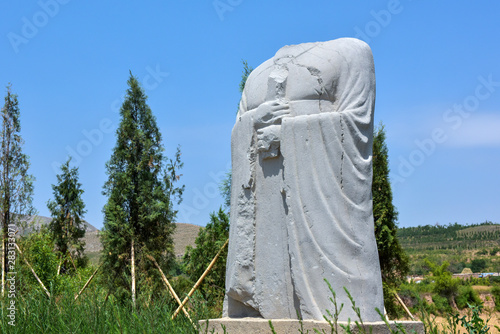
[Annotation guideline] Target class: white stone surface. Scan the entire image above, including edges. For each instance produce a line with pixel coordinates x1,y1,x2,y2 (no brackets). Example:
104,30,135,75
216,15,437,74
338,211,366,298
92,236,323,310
200,318,425,334
224,38,384,321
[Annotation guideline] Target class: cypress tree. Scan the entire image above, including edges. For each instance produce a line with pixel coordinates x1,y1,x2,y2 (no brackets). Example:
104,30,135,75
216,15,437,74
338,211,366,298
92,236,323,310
47,157,86,272
100,73,184,302
0,84,36,296
372,124,409,315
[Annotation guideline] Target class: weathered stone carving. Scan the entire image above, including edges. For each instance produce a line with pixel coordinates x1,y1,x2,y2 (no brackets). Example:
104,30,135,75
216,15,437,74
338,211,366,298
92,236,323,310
224,38,384,321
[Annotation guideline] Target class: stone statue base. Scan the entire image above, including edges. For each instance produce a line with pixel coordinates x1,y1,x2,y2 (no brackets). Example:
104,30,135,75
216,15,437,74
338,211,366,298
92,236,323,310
199,318,424,334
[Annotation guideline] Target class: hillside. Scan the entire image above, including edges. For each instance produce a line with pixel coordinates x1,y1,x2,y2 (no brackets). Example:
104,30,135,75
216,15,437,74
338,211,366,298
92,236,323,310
16,215,98,235
398,221,500,252
397,221,500,275
17,215,202,261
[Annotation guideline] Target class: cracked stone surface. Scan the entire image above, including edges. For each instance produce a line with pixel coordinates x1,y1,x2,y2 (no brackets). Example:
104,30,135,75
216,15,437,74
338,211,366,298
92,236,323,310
224,38,384,321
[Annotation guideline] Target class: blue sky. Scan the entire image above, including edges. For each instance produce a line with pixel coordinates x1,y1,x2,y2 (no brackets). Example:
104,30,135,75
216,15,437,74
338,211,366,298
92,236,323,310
1,1,499,229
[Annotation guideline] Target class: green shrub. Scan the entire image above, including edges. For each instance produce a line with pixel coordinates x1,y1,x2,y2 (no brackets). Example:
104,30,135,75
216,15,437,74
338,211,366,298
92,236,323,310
399,289,436,315
470,259,488,273
399,284,420,308
432,294,452,314
382,283,405,319
448,261,466,274
455,285,482,309
477,249,488,255
492,286,500,311
18,228,61,293
0,287,199,333
452,304,490,334
489,276,500,284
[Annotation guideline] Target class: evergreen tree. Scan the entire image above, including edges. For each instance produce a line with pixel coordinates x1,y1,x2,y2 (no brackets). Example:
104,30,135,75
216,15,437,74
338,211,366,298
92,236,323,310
183,208,229,310
100,73,184,302
0,84,36,295
372,124,409,315
47,157,86,272
239,60,253,94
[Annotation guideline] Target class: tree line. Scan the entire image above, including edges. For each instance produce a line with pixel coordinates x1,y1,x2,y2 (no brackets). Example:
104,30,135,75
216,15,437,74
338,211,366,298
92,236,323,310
0,74,184,307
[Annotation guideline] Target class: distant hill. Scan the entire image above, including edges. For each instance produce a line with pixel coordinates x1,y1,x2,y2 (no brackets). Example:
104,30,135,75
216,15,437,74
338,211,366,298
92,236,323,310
398,221,500,252
16,215,202,259
16,215,98,235
172,223,202,257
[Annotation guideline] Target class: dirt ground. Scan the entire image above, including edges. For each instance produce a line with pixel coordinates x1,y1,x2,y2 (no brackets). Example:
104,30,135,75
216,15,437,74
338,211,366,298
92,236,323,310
397,286,500,333
431,310,500,333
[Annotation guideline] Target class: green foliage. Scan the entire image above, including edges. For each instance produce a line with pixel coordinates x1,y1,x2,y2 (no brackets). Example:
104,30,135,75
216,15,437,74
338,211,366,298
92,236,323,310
372,124,409,315
455,285,482,309
239,60,253,94
425,260,459,300
398,221,500,255
432,294,452,314
16,227,97,299
218,171,231,209
470,259,488,273
478,249,489,255
100,73,184,300
452,304,490,334
183,208,229,313
491,286,500,311
399,284,436,315
18,228,60,293
47,157,87,271
1,84,36,276
0,285,202,333
322,278,344,334
490,247,500,256
448,261,466,274
236,60,254,113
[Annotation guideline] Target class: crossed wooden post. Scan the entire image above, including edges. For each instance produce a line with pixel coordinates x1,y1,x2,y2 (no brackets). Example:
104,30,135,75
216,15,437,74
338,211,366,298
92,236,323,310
171,238,229,320
147,254,193,323
74,262,103,300
15,234,229,324
15,244,51,298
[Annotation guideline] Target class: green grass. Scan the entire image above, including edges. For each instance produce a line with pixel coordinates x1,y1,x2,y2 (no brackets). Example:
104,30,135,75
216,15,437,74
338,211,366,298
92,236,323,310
0,287,203,334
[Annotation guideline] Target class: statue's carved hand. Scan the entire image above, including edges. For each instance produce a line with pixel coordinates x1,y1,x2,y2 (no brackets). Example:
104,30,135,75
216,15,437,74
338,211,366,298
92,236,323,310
257,125,279,150
253,100,290,129
257,125,281,159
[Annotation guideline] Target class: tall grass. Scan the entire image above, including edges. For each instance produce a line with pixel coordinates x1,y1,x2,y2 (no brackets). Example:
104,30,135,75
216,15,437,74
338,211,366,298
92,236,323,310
3,276,498,333
0,286,206,333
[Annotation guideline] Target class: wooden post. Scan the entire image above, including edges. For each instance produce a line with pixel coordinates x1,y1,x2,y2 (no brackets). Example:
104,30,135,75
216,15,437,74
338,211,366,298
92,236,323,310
172,238,229,320
394,292,414,320
57,255,63,276
67,250,81,279
131,239,136,309
74,263,102,301
103,288,112,306
15,244,50,298
147,254,193,322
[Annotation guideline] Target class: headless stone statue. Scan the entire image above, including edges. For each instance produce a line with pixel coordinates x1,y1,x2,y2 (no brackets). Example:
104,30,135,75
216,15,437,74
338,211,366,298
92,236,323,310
224,38,384,321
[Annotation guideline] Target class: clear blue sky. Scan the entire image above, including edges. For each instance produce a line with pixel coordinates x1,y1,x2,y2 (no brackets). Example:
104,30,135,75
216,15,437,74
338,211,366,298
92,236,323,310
1,1,499,229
